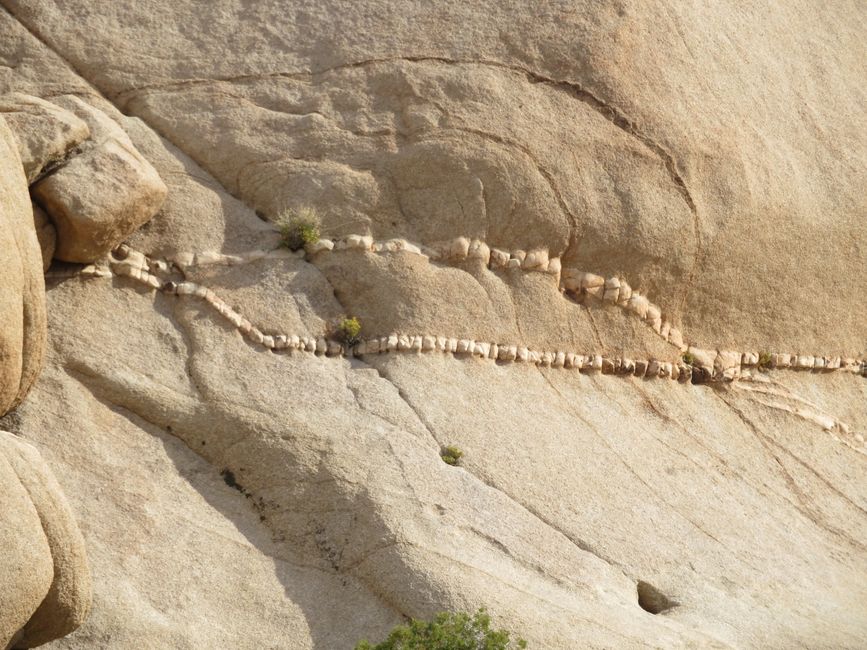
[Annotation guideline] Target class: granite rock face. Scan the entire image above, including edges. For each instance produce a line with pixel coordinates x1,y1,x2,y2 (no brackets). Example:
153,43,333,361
0,2,864,649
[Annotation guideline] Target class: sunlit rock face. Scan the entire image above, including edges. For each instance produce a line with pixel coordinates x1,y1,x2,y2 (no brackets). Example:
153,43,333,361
0,2,865,649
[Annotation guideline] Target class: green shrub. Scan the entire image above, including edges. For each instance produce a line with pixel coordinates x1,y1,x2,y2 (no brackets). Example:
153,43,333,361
758,351,773,368
681,351,695,366
355,608,527,650
440,445,464,466
276,207,320,251
336,316,362,346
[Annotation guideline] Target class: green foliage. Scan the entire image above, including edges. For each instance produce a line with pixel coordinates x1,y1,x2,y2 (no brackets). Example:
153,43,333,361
277,207,320,251
440,445,464,466
355,608,527,650
758,351,773,368
681,351,695,366
337,316,362,346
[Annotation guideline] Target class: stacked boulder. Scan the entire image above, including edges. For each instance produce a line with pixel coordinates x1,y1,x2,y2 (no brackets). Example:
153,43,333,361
0,93,165,647
0,119,92,649
1,92,167,266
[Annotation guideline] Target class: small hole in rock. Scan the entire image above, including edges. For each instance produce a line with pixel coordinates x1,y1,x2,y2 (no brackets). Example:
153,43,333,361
637,580,677,614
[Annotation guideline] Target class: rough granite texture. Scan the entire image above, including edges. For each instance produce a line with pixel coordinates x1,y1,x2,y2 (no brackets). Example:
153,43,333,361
0,431,92,649
0,2,864,649
0,115,46,416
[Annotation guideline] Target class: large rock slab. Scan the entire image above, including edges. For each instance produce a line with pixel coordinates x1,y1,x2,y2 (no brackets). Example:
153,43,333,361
0,116,46,416
0,5,865,649
9,0,864,353
0,93,90,183
0,430,92,649
31,95,167,263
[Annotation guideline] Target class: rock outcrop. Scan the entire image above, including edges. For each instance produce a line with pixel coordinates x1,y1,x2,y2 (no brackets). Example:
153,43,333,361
0,2,863,649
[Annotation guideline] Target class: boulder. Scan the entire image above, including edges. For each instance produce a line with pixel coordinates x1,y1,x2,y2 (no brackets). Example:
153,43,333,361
0,93,90,183
0,431,92,648
0,116,46,416
31,95,167,262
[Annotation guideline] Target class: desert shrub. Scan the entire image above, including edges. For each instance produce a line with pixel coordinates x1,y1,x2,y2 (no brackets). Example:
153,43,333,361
336,316,362,346
355,608,527,650
276,207,320,250
758,351,773,368
681,351,695,366
440,445,464,466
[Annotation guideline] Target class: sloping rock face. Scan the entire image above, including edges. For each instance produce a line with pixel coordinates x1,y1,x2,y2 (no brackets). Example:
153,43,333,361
0,2,864,649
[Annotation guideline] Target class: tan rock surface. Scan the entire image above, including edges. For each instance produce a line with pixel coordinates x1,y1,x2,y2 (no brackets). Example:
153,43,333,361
0,3,864,649
0,435,53,649
31,202,56,271
7,0,864,352
0,430,92,648
0,115,46,416
0,430,92,649
0,92,89,183
31,95,167,263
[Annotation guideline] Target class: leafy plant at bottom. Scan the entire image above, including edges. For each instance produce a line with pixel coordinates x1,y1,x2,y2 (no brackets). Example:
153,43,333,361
354,608,527,650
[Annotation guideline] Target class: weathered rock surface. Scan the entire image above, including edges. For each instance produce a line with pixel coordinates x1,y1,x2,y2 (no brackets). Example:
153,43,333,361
31,202,56,271
0,430,92,649
8,0,863,352
0,92,89,183
31,95,167,263
0,115,45,416
0,2,864,649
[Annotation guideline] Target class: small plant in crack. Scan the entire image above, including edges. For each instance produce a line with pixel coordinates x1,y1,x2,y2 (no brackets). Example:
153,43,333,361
334,316,362,346
276,206,320,251
681,351,695,366
758,351,773,368
440,445,464,466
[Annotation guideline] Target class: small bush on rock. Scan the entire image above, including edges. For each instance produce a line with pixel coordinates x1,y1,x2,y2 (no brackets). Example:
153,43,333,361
354,608,527,649
336,316,362,346
758,351,773,368
440,445,463,466
681,351,695,366
277,207,320,251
